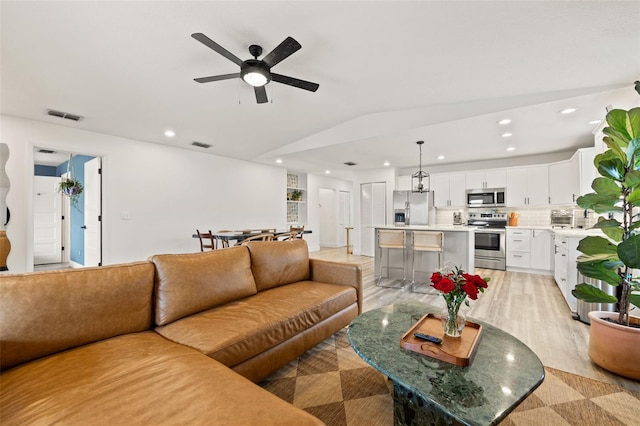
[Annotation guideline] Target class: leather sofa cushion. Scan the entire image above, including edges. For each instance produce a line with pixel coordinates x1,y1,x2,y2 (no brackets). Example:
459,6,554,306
0,262,154,371
151,246,257,326
0,332,322,425
155,281,357,367
246,239,310,291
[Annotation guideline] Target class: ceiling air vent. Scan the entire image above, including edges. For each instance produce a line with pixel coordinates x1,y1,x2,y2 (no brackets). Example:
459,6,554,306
191,141,212,149
344,161,357,166
47,109,83,121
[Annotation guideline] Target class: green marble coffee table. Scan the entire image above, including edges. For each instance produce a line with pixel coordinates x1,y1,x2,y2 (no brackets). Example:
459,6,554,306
347,302,544,426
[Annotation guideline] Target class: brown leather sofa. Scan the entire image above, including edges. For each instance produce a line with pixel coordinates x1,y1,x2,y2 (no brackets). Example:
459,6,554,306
0,239,362,425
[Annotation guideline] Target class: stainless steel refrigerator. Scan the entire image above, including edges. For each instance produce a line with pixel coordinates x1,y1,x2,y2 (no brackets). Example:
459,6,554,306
393,190,434,226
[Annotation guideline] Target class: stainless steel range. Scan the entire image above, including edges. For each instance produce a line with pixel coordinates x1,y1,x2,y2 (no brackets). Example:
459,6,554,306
468,212,507,270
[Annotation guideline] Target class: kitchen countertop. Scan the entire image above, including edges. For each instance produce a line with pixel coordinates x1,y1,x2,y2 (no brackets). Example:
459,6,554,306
371,224,476,232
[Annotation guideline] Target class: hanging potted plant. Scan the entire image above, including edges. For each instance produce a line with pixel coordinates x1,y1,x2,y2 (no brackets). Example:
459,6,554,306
572,106,640,380
57,155,83,209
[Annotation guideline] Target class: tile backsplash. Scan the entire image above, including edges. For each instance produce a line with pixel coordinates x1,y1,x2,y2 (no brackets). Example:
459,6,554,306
436,206,599,228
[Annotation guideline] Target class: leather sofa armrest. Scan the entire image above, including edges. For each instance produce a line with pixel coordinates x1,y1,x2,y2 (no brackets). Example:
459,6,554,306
309,259,363,314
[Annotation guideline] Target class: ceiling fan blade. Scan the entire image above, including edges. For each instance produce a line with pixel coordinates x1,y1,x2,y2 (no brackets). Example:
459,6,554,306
191,33,244,66
194,73,241,83
262,37,302,68
271,73,319,92
254,86,268,104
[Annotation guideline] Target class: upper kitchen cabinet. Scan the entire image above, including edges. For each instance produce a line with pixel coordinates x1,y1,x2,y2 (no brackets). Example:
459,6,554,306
506,165,549,206
465,169,506,190
548,148,595,205
431,173,466,207
396,175,428,192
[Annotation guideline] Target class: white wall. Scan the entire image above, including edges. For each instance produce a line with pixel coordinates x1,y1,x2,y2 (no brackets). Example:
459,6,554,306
1,115,286,273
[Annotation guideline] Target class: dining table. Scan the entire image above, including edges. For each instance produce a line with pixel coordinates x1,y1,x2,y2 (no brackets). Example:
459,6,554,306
192,228,311,244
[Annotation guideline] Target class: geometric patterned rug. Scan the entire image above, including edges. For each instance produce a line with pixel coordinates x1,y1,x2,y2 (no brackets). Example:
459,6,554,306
259,329,640,426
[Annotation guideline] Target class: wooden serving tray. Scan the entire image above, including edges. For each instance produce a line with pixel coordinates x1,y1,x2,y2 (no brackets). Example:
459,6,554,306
400,313,483,366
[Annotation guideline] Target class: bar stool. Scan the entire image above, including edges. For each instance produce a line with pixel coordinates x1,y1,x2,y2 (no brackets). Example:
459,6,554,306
376,229,406,289
410,231,444,293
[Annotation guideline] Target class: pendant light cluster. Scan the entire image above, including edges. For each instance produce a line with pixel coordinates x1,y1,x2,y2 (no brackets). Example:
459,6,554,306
411,140,429,193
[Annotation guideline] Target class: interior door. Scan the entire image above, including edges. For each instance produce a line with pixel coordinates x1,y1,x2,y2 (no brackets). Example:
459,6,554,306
83,157,102,267
33,176,62,264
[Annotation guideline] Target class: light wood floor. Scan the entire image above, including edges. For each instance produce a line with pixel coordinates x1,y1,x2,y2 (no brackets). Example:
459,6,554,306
310,247,639,392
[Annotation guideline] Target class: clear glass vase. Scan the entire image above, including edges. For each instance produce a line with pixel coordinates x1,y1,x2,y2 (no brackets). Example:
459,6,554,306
441,299,466,338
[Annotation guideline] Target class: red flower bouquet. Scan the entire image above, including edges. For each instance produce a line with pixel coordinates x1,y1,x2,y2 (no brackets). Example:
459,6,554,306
431,266,490,337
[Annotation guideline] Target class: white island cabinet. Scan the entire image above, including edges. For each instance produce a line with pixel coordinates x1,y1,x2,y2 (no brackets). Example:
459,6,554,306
371,225,475,285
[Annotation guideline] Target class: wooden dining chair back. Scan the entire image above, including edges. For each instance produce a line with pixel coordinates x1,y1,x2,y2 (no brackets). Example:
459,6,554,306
289,225,305,239
196,229,216,251
239,233,274,245
275,231,298,241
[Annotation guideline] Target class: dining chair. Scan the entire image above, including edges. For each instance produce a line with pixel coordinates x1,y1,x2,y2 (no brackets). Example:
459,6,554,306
196,229,216,251
238,233,274,245
274,231,298,241
289,225,305,239
216,230,234,249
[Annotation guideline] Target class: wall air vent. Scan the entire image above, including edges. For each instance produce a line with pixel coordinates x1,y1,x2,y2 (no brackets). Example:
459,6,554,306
47,109,83,121
38,149,56,154
344,161,357,166
191,141,212,149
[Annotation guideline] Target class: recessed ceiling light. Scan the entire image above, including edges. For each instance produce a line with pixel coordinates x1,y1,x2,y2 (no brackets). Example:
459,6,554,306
588,119,602,125
437,155,445,160
501,132,512,138
164,130,176,137
497,119,511,125
383,161,390,167
506,146,516,151
275,159,283,164
325,170,331,174
560,108,577,114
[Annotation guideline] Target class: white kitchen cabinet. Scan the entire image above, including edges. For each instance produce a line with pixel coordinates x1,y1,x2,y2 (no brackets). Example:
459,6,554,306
553,233,580,312
530,229,553,271
549,148,596,205
431,173,465,207
465,168,506,189
507,228,553,274
506,165,549,206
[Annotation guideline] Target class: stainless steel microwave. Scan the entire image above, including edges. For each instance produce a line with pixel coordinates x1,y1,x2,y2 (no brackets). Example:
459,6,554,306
466,188,506,208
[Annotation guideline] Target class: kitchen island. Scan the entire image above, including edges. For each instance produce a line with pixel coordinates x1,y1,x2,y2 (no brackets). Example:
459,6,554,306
372,225,476,286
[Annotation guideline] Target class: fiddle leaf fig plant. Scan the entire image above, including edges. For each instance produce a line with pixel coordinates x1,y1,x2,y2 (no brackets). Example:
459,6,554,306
572,107,640,326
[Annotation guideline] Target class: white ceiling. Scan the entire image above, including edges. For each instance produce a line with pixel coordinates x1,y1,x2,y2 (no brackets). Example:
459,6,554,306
2,1,640,177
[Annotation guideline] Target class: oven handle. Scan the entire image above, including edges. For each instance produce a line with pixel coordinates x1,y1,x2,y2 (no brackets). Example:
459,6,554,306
474,228,506,234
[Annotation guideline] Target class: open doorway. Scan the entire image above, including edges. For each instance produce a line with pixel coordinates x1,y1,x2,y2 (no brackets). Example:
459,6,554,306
33,148,102,269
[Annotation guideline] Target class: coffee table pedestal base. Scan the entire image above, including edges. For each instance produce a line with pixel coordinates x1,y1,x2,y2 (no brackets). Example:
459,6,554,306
394,382,461,426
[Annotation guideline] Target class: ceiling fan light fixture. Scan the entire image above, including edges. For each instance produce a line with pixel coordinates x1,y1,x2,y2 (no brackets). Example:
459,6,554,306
242,70,269,87
241,60,271,87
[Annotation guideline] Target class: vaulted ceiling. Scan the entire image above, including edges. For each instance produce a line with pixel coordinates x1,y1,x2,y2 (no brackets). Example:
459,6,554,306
2,1,639,178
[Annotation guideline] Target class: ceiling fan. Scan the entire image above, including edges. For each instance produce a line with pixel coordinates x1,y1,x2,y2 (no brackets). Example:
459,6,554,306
191,33,319,104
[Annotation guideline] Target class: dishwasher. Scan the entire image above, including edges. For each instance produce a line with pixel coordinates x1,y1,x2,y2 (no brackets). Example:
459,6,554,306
574,272,615,324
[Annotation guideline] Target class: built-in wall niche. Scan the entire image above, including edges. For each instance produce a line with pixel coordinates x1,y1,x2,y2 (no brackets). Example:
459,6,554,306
286,172,307,225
